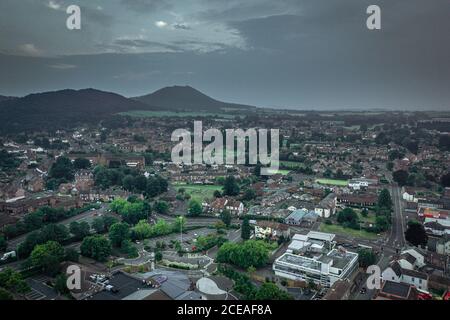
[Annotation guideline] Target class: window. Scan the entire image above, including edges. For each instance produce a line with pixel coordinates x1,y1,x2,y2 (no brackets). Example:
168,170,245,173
392,277,395,280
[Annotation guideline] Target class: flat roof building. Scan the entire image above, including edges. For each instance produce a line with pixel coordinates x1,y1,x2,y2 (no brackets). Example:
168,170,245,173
273,232,358,288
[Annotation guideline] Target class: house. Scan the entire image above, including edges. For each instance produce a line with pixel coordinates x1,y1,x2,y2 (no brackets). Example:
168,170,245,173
254,220,290,240
382,261,429,291
207,197,244,216
374,281,419,300
75,170,94,192
436,234,450,255
284,209,318,226
348,179,369,191
337,193,377,207
398,249,426,270
423,218,450,236
402,187,420,203
286,232,336,254
79,188,133,202
314,193,337,218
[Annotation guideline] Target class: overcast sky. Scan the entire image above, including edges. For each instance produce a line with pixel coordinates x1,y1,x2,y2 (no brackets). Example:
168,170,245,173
1,0,449,110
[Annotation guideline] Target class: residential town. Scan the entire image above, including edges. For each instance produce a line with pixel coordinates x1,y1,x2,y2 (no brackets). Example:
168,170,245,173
1,110,449,301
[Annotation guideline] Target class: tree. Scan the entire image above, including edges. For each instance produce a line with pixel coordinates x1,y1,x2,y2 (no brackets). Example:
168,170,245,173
242,188,256,201
40,224,69,244
54,274,69,295
357,248,376,268
378,189,392,209
0,235,6,252
241,217,251,240
216,240,270,269
30,241,65,275
337,208,358,224
64,248,79,262
120,239,138,258
188,199,203,217
122,175,135,191
213,190,222,198
361,208,369,217
154,201,169,214
91,217,106,234
47,156,75,187
132,220,153,239
405,221,428,247
255,282,293,300
220,210,232,227
375,216,390,232
69,221,91,241
154,250,163,262
108,223,130,247
0,288,13,300
393,170,409,187
441,172,450,188
0,268,30,295
223,176,240,196
80,235,112,262
73,158,91,170
173,216,186,233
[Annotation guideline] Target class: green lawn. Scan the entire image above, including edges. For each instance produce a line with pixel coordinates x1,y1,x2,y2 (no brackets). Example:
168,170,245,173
319,223,379,240
174,184,223,202
316,178,349,186
119,110,235,119
357,211,376,224
280,161,305,169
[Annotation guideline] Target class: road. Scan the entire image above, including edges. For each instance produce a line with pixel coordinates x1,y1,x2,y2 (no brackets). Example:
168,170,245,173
388,185,406,249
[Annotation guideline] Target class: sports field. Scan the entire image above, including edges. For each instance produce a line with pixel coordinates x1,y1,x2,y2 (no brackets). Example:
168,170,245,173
319,223,378,240
315,178,349,186
174,184,223,202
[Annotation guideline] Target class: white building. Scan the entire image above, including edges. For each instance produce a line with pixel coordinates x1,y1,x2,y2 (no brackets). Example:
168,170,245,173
273,249,358,288
382,261,429,292
398,249,426,270
273,232,358,288
314,193,337,218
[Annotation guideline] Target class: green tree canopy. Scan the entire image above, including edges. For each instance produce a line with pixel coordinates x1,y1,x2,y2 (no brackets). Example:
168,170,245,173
405,221,428,247
357,248,377,268
80,235,112,262
223,176,240,196
216,240,270,269
378,189,392,209
108,222,131,247
30,241,65,275
241,217,251,240
188,199,203,217
220,210,232,227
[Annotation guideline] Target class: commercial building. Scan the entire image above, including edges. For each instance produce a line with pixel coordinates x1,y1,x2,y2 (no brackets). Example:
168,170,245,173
273,231,358,288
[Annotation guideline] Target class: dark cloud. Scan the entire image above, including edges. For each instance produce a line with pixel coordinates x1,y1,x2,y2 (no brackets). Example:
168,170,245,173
120,0,171,13
1,0,450,110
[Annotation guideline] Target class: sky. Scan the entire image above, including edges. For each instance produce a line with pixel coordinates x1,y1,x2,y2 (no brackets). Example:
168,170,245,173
0,0,450,110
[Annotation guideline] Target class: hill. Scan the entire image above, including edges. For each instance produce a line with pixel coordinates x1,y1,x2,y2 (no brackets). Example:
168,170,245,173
134,85,256,111
0,95,16,103
0,89,153,134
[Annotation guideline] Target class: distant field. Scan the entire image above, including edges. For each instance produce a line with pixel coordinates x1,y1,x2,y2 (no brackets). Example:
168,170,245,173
174,184,223,202
119,110,235,119
316,178,348,186
319,223,378,240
